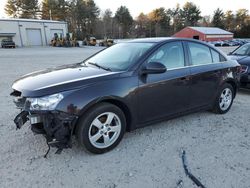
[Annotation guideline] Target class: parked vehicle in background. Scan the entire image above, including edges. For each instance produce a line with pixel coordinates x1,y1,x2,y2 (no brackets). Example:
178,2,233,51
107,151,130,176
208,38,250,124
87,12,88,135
50,33,79,47
228,43,250,88
1,39,15,48
11,38,240,154
214,41,223,47
208,39,249,47
99,38,114,47
83,37,97,46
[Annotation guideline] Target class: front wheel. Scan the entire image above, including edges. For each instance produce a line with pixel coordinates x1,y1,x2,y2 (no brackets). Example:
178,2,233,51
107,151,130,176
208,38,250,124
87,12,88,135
76,103,126,154
213,83,234,114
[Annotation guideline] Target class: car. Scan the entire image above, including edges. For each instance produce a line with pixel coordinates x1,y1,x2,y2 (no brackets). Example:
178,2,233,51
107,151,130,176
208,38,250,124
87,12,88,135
1,38,16,48
11,38,240,154
228,43,250,88
99,38,114,47
83,37,97,46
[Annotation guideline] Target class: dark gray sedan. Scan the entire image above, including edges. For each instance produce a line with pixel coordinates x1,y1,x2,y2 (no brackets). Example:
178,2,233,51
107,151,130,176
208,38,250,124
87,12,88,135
11,38,240,154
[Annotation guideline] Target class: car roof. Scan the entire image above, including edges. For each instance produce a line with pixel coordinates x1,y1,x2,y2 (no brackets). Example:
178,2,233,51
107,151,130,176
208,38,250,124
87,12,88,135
126,37,173,43
126,37,206,44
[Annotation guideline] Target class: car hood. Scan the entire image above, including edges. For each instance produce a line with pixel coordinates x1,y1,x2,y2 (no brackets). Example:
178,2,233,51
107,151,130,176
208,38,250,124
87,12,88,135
228,55,250,65
12,63,121,97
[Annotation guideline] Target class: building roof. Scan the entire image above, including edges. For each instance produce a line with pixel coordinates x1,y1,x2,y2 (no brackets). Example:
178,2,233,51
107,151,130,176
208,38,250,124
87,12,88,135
0,18,67,24
189,27,233,35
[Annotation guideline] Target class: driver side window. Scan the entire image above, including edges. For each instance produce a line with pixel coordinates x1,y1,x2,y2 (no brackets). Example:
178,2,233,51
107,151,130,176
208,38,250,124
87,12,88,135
147,42,185,69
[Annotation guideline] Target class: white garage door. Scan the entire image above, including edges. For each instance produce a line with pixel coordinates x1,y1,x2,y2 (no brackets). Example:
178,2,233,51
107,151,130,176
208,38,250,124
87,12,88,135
50,29,63,39
26,29,42,46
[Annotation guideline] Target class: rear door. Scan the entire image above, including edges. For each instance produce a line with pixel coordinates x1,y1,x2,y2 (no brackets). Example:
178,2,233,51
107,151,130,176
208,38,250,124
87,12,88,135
137,41,191,123
186,41,223,108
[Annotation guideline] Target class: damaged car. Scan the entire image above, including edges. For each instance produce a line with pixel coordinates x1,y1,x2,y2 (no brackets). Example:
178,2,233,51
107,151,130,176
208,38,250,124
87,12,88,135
11,38,240,154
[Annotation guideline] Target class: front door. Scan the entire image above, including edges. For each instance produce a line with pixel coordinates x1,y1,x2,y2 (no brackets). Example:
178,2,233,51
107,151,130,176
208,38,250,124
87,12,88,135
137,41,191,124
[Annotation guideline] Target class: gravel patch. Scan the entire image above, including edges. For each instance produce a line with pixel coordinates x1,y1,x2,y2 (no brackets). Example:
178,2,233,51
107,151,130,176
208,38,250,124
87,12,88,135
0,46,249,188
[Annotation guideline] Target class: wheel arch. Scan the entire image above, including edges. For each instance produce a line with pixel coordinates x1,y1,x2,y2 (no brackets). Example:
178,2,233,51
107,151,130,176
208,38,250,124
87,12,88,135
225,79,238,98
76,97,133,133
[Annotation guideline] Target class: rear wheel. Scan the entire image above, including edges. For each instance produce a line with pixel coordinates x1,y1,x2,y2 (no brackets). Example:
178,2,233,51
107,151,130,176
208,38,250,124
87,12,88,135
213,83,234,114
76,103,126,154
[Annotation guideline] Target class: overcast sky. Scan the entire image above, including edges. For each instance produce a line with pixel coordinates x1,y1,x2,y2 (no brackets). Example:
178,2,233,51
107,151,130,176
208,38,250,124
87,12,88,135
0,0,249,18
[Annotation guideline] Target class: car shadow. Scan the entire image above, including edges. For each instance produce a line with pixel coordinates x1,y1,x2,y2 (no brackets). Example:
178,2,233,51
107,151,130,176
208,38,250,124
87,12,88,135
239,88,250,95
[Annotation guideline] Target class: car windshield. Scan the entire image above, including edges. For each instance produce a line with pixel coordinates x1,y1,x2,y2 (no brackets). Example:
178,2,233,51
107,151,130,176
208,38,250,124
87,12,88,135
232,43,250,56
83,42,155,71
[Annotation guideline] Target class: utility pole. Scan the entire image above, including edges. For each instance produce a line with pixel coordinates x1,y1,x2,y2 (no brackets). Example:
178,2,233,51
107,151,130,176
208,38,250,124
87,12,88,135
49,10,52,20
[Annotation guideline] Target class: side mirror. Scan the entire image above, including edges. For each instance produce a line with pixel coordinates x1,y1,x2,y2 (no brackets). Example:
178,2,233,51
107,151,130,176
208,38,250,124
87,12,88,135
141,62,166,75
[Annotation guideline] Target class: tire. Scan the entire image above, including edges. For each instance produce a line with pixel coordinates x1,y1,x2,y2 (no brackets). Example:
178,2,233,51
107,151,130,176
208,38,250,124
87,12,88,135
76,102,126,154
213,83,234,114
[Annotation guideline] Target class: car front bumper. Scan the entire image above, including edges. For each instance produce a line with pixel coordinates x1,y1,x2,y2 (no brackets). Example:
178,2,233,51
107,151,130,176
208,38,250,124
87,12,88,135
14,110,78,150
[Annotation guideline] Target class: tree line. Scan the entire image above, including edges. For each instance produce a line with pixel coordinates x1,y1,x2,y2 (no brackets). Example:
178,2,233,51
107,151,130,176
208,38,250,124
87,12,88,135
4,0,250,39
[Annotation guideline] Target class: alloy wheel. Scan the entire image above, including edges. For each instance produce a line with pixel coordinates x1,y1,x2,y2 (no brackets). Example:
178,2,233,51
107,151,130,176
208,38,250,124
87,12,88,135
88,112,121,149
219,88,232,111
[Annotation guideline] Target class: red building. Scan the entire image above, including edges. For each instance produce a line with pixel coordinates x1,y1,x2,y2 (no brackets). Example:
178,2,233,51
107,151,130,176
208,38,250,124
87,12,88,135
173,27,234,41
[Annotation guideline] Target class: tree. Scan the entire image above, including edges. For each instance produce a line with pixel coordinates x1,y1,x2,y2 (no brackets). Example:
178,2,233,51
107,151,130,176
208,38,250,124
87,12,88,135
67,0,99,39
224,10,235,31
114,6,133,38
199,16,211,27
235,9,249,29
5,0,39,18
235,9,250,37
169,4,184,33
41,0,69,21
135,12,150,37
85,0,100,35
4,0,21,18
212,8,225,28
102,9,113,38
180,2,201,26
21,0,39,18
68,0,87,39
148,8,171,37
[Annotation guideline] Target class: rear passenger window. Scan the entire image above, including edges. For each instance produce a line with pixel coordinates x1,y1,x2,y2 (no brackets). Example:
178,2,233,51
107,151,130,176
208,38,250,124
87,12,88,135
188,42,213,65
211,49,220,62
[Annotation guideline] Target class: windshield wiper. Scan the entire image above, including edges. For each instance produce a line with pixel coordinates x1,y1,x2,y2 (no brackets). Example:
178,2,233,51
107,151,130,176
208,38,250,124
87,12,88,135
88,62,112,71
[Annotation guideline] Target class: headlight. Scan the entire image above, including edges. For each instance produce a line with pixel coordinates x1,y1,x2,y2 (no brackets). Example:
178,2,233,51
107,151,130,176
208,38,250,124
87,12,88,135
27,93,64,111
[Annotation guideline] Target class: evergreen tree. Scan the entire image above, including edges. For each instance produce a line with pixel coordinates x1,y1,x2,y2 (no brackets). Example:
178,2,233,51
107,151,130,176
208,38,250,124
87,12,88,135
148,8,170,37
102,9,113,37
212,8,225,28
181,2,202,26
5,0,21,18
41,0,69,21
114,6,133,38
19,0,39,18
224,10,235,31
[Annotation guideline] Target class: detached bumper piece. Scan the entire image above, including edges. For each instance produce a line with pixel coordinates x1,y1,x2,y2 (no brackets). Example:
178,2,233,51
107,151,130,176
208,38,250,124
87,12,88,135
14,111,29,129
14,111,78,156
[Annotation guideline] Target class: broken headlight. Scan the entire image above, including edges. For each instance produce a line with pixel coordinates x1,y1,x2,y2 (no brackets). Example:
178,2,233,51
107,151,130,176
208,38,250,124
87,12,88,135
27,93,64,111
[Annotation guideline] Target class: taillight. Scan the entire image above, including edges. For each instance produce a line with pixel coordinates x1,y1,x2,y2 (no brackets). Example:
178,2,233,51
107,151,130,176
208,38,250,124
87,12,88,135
240,65,248,74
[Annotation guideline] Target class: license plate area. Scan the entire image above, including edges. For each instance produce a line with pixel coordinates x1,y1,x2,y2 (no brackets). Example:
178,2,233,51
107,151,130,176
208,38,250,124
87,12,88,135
28,115,42,124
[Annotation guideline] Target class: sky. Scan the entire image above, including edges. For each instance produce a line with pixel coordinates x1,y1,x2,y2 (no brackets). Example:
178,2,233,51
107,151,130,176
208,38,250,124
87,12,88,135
0,0,249,18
